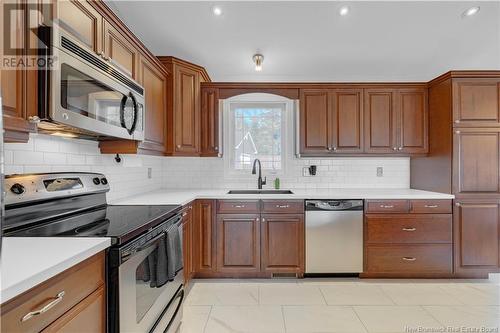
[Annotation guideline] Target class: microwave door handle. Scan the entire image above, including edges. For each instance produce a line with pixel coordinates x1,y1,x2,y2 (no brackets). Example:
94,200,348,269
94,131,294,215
120,92,138,135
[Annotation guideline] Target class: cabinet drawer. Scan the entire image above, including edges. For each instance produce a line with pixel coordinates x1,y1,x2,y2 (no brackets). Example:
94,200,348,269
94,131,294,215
217,200,260,214
1,253,105,333
410,200,452,214
365,214,452,244
365,244,452,273
261,200,304,214
365,200,409,213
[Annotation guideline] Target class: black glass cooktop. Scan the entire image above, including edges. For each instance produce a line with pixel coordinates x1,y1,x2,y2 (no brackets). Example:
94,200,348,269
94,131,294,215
4,205,181,245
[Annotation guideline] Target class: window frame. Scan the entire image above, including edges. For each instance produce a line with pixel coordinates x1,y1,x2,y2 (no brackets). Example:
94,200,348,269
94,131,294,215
222,93,294,177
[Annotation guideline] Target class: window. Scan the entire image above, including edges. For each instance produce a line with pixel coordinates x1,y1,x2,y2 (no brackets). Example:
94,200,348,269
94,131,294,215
227,101,287,173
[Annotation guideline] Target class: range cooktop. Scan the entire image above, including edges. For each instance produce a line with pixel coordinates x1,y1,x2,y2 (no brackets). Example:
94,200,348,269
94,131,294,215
4,204,181,245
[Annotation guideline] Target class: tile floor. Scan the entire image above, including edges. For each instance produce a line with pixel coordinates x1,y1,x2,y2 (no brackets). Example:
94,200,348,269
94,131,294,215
180,278,500,333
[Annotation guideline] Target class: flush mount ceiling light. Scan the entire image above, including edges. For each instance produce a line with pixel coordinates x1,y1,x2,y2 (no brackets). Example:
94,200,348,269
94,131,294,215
462,6,480,18
212,6,222,16
253,54,264,71
339,5,350,16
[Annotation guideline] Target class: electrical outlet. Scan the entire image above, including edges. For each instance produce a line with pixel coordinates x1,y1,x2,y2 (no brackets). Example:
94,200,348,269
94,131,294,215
376,167,383,177
147,168,152,179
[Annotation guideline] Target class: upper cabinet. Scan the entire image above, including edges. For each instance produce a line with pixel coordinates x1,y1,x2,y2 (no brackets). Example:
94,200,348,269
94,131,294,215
159,57,211,156
52,0,103,53
300,86,427,156
452,79,500,127
364,89,398,153
102,19,139,79
200,87,221,157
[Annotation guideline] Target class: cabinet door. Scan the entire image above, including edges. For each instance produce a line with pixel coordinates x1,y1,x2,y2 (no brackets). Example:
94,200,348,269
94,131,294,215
331,89,363,153
364,89,398,153
454,200,500,276
453,128,500,195
194,200,216,273
103,20,139,78
216,214,260,273
174,66,200,155
41,286,106,333
137,56,167,154
398,89,428,154
54,0,103,53
1,1,36,142
453,79,500,127
299,89,332,155
261,214,304,273
200,87,220,156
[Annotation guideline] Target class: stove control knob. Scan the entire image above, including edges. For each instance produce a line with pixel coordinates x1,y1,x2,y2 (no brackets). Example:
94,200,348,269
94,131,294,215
10,183,25,195
100,178,108,185
92,177,101,185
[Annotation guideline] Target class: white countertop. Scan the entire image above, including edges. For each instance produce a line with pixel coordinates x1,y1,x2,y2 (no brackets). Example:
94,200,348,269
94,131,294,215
0,237,111,304
112,188,455,206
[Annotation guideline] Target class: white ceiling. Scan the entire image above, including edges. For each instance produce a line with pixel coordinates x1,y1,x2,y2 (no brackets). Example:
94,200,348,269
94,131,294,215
108,1,500,82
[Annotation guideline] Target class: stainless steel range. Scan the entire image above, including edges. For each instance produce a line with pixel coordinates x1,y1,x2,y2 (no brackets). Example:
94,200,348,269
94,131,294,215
3,173,185,333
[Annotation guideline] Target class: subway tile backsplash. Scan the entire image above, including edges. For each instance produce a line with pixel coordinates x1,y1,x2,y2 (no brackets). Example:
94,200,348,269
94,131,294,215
4,134,410,200
4,134,164,202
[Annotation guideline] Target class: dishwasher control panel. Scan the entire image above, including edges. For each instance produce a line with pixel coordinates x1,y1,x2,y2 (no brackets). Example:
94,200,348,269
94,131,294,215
305,200,363,211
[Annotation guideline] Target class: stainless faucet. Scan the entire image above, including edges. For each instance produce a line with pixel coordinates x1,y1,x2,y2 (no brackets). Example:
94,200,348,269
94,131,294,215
251,159,266,189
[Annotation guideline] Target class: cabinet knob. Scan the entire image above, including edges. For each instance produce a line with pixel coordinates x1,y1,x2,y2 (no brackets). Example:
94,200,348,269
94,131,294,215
176,145,181,149
455,202,461,207
455,120,460,124
214,146,218,151
455,130,461,134
398,147,403,151
333,147,337,151
393,147,397,151
327,147,332,151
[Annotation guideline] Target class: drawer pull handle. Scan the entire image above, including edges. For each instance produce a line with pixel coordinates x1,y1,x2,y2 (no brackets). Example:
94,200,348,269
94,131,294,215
380,205,394,208
21,291,65,322
402,227,416,232
276,205,290,208
424,205,438,208
402,257,416,262
234,205,245,208
182,212,188,217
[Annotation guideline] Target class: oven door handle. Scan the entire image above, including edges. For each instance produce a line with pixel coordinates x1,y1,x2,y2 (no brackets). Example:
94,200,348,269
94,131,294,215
121,232,165,262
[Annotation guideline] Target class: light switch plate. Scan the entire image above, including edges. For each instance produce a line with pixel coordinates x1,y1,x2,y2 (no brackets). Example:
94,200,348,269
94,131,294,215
376,167,383,177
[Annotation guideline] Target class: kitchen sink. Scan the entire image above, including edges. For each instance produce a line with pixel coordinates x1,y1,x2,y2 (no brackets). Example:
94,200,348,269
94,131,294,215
227,190,294,194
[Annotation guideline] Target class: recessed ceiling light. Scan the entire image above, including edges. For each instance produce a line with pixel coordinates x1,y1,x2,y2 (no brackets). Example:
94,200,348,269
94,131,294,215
462,6,480,18
212,6,222,16
339,6,350,16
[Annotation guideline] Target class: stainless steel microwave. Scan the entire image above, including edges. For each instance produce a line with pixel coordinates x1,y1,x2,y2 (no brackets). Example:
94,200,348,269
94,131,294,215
37,28,145,141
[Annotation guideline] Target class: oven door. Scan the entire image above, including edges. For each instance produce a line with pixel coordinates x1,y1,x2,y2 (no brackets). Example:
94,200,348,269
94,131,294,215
46,36,145,140
117,224,184,332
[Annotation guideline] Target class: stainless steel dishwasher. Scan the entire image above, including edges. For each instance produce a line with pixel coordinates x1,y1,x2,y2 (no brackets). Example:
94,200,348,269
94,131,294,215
305,200,364,274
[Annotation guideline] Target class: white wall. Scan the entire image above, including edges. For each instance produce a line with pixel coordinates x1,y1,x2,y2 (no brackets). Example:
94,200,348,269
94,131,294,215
4,133,164,202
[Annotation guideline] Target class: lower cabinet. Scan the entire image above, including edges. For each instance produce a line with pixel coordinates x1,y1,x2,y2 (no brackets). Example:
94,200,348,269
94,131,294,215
261,214,305,274
1,252,106,333
363,199,453,277
454,199,500,277
191,200,305,278
216,214,261,273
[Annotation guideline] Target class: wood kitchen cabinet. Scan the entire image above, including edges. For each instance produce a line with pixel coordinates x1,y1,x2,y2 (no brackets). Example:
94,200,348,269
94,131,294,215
200,87,221,156
1,0,37,142
182,203,194,286
261,214,305,274
193,200,217,275
453,128,500,196
1,252,106,333
159,57,211,156
454,199,500,277
299,88,363,155
216,214,261,273
103,19,139,78
363,199,453,277
452,79,500,127
364,88,427,154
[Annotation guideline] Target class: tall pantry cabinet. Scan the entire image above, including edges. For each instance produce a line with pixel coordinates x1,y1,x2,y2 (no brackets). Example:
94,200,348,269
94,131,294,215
411,71,500,278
